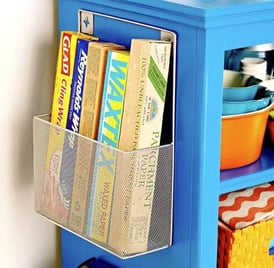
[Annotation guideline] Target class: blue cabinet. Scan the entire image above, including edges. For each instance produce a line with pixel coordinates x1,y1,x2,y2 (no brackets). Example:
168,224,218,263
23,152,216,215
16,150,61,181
59,0,274,267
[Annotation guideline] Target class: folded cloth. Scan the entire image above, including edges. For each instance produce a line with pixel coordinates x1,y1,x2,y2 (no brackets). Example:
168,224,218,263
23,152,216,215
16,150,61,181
219,182,274,230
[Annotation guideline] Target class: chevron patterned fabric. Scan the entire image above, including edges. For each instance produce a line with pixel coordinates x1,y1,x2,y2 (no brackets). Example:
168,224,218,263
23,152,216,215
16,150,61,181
219,182,274,230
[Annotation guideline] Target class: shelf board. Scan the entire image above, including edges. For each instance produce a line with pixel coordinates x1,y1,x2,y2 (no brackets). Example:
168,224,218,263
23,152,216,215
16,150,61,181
220,146,274,194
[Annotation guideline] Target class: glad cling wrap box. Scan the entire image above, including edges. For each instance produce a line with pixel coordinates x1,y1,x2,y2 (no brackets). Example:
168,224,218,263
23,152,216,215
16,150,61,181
39,31,97,225
218,183,274,268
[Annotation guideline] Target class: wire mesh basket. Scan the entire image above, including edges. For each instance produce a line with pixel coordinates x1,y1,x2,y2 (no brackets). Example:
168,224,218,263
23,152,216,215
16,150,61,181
33,115,173,258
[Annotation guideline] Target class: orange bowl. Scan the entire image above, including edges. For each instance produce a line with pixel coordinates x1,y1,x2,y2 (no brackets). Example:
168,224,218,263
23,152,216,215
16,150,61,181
220,104,272,170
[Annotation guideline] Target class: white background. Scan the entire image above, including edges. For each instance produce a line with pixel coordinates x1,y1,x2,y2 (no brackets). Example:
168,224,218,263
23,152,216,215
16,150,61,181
0,1,60,267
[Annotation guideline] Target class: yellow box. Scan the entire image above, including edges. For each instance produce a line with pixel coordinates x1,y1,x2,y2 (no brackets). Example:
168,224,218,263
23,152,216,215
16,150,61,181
218,219,274,268
218,182,274,267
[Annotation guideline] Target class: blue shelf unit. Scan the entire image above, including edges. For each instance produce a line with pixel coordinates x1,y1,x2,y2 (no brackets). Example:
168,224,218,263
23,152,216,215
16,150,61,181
57,0,274,267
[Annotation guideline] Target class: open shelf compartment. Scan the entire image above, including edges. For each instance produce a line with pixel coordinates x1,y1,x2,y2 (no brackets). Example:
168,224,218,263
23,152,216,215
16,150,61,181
220,45,274,194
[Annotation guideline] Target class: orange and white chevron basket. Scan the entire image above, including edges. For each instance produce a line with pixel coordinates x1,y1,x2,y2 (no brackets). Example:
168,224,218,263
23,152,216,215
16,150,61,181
218,182,274,268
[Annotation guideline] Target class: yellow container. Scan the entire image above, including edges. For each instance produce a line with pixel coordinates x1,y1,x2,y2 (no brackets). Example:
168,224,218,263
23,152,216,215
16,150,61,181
218,219,274,268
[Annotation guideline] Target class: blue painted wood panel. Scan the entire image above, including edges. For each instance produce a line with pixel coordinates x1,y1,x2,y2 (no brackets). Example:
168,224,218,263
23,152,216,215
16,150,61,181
57,1,274,267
